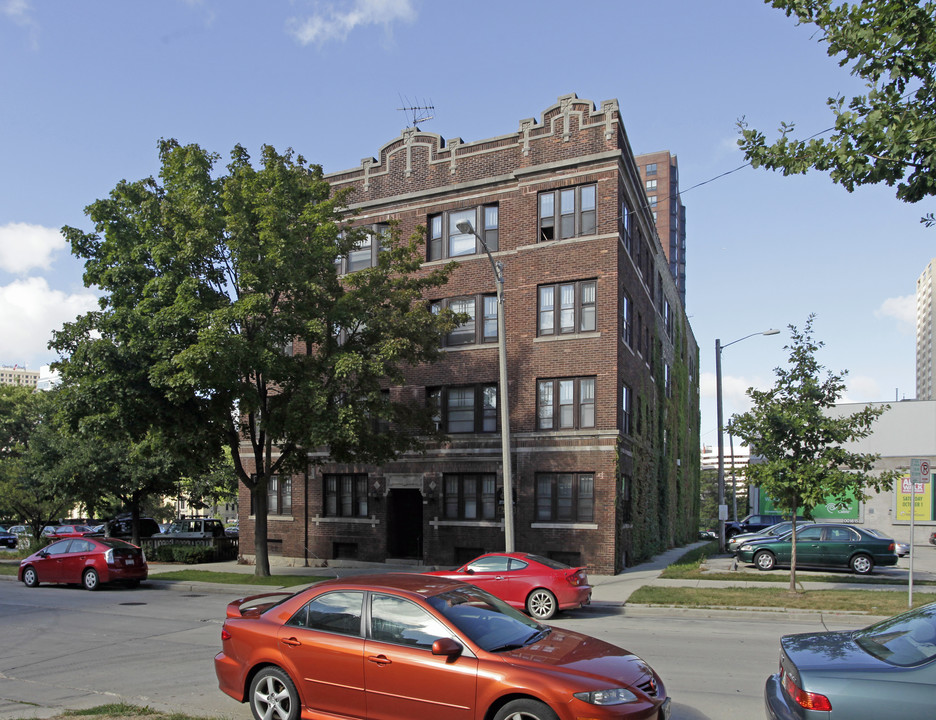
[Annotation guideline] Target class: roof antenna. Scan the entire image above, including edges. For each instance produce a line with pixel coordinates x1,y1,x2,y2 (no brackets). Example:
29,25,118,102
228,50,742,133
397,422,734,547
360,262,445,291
397,94,434,130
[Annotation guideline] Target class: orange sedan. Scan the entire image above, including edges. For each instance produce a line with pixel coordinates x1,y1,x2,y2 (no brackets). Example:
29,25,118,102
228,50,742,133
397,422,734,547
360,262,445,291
215,574,669,720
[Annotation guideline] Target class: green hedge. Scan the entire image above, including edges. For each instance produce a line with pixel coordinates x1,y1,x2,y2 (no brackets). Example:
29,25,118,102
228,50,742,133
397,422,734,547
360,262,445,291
151,544,217,564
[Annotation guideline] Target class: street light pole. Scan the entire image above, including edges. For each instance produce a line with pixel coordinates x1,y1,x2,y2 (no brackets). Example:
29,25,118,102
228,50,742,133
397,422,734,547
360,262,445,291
715,328,780,553
455,219,515,552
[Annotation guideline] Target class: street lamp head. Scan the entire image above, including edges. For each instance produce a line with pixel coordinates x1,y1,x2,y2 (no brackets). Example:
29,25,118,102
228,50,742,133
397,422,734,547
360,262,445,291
763,329,781,336
456,219,475,235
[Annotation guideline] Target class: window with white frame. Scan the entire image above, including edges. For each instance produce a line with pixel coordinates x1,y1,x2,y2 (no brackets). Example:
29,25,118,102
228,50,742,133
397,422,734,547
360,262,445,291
537,280,596,336
428,385,498,433
621,289,633,347
443,473,497,520
645,163,657,176
622,383,632,435
646,179,657,192
427,205,498,261
431,295,498,346
537,377,596,430
538,185,596,242
536,473,594,522
335,223,389,275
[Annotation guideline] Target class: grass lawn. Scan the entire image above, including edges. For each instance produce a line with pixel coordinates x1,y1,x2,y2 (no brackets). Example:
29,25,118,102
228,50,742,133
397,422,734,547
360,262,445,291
639,542,936,614
628,585,932,616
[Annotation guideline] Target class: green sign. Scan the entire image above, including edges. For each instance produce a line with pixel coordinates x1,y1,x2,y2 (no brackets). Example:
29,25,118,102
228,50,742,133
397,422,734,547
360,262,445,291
760,490,860,520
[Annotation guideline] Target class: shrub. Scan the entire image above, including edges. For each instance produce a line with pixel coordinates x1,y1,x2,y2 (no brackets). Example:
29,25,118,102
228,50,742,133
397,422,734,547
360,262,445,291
151,544,216,564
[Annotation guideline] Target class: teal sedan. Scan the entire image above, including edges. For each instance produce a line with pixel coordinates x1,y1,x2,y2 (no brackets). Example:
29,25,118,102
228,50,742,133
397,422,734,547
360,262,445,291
737,523,898,574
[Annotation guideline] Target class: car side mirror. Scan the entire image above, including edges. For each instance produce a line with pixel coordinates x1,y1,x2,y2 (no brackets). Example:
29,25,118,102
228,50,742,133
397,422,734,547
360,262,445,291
464,568,474,575
38,550,48,558
431,637,463,659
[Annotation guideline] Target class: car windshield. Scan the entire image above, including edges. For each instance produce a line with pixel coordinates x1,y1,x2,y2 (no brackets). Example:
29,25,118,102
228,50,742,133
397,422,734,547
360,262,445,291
854,603,936,667
427,584,547,653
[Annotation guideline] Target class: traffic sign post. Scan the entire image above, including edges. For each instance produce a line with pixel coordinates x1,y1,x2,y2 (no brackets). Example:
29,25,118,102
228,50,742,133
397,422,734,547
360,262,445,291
908,459,931,607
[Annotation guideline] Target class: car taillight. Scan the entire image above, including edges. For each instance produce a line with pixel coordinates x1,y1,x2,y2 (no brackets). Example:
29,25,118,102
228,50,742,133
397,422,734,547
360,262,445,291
782,669,831,711
888,542,895,552
104,549,114,564
567,570,586,586
221,629,231,641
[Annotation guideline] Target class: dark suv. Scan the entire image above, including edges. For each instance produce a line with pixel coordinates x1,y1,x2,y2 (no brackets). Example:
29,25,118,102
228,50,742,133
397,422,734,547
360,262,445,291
105,517,162,540
724,514,803,540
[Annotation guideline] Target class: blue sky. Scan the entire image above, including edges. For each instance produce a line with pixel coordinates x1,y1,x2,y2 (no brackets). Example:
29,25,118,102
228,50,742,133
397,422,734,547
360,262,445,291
1,0,930,449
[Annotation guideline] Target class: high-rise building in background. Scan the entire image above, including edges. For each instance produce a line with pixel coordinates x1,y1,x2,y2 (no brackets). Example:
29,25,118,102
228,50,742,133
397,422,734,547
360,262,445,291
917,258,936,400
0,365,39,388
636,151,686,306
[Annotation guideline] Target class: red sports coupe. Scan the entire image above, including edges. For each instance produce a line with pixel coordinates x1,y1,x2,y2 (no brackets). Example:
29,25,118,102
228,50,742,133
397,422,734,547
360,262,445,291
424,551,591,620
215,573,668,720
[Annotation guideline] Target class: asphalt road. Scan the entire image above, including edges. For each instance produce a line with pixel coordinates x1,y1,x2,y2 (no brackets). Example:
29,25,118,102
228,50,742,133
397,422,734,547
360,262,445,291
0,578,877,720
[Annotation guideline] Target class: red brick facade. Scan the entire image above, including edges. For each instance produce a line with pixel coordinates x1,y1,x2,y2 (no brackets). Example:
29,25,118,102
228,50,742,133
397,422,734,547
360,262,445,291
237,94,700,573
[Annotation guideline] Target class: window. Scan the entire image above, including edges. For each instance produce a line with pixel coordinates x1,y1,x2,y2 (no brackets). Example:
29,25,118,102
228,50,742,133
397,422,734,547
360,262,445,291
536,473,594,522
646,179,657,192
428,385,498,433
443,473,497,520
267,475,292,515
370,594,452,649
537,280,596,335
427,205,498,261
645,163,657,176
621,290,633,347
324,474,369,517
287,591,363,636
620,200,632,255
622,383,632,435
537,377,596,430
335,223,389,275
648,195,657,207
431,295,498,346
538,184,596,241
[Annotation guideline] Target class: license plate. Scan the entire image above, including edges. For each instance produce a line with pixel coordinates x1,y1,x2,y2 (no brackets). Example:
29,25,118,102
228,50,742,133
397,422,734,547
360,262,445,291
125,559,134,565
659,697,671,720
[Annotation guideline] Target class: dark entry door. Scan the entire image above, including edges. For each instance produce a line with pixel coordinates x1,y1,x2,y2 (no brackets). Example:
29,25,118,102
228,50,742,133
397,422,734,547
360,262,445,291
387,489,423,559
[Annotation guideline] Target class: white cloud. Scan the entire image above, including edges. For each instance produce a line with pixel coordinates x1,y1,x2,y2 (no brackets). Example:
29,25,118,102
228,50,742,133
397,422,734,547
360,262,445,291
0,277,98,367
2,0,38,48
841,375,882,403
875,294,915,332
288,0,416,45
0,222,66,274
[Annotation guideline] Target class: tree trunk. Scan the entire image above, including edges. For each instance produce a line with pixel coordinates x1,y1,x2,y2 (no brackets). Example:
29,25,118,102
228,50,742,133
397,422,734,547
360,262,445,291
252,477,271,577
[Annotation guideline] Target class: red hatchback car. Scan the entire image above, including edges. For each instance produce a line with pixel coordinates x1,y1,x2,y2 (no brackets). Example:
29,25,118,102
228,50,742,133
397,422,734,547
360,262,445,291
424,551,591,620
18,536,148,590
215,574,669,720
44,524,96,540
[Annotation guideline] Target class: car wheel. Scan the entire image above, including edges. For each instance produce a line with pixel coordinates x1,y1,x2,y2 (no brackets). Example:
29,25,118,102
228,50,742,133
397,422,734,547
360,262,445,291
526,588,557,621
754,550,776,571
22,566,39,588
851,554,874,575
249,666,299,720
82,568,100,591
493,698,559,720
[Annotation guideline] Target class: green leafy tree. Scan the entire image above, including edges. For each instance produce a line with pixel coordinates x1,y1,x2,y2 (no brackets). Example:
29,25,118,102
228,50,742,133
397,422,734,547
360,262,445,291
729,315,896,592
0,387,77,540
738,0,936,221
54,140,458,576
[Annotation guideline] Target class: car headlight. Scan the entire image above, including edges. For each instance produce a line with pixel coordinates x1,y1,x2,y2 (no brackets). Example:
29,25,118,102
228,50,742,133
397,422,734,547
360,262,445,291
573,688,638,705
739,544,753,552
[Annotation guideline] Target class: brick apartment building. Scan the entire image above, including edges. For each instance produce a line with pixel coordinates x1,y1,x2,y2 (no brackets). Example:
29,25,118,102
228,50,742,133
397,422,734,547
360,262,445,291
237,94,700,574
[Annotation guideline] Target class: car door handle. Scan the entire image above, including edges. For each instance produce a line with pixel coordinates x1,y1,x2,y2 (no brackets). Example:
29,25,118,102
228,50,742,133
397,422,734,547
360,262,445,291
281,637,302,647
368,654,392,666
